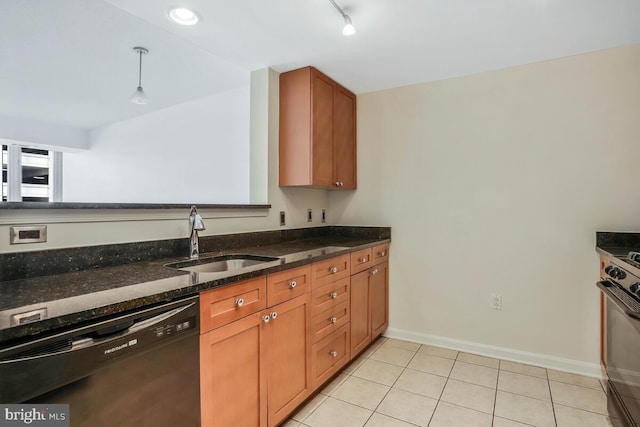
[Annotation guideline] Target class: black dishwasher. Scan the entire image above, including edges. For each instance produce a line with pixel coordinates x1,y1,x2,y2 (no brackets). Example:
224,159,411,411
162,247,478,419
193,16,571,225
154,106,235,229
0,295,200,427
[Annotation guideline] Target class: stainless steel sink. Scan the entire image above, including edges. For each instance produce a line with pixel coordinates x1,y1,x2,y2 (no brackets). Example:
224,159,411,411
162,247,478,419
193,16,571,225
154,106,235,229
165,254,280,273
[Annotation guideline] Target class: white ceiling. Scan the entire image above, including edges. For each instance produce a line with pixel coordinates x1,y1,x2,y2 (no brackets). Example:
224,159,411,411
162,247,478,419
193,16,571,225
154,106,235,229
1,0,639,130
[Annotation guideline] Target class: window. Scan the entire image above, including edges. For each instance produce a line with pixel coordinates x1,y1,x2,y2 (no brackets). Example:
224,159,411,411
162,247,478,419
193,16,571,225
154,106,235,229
1,144,61,202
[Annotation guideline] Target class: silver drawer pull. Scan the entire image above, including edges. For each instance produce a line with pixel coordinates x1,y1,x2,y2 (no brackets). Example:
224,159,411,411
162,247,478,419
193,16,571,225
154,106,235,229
330,292,338,299
378,250,386,257
270,311,278,320
335,181,340,187
330,351,338,357
262,315,271,323
235,298,244,307
289,280,297,289
360,257,367,263
371,268,378,276
330,317,337,324
330,267,338,274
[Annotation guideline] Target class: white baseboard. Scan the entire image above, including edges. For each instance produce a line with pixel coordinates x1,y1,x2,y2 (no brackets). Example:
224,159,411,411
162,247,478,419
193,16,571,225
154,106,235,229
383,327,603,379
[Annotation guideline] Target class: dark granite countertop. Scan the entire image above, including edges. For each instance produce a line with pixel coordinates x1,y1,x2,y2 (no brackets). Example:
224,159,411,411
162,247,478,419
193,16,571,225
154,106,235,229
596,231,640,258
0,227,390,345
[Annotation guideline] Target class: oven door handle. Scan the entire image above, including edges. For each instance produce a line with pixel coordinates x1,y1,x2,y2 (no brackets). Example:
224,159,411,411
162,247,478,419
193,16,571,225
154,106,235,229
597,280,640,320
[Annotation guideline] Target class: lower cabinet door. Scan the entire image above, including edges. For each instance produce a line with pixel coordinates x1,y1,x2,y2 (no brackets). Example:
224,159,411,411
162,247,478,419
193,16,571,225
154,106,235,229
350,270,371,357
265,294,312,427
200,313,267,427
371,262,389,339
311,324,350,389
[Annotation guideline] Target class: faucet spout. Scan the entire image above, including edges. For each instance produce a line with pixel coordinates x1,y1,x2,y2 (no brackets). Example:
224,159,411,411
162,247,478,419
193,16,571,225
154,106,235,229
189,206,205,259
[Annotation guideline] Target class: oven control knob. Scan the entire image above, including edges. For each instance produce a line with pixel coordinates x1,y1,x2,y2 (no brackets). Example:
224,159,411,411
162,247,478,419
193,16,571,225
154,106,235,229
631,283,640,295
605,266,626,280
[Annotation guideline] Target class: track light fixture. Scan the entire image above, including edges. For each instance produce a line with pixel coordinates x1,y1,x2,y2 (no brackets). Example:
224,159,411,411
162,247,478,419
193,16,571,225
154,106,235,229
328,0,356,36
130,46,149,105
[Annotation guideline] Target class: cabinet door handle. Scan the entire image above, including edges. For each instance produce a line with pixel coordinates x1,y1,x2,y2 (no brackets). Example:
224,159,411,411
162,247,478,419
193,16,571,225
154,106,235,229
235,298,244,307
330,351,338,357
289,280,297,289
378,250,386,257
330,317,337,324
270,311,278,320
335,181,340,187
371,268,378,276
262,315,271,323
330,292,338,299
360,257,367,263
330,267,338,274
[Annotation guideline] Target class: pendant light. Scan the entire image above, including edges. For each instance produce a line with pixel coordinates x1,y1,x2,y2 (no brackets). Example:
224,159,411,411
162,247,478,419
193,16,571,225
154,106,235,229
328,0,356,36
130,47,149,105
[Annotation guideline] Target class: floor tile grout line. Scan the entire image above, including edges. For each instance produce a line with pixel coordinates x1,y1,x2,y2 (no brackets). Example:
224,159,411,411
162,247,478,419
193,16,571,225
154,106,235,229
314,337,402,426
547,378,607,391
425,347,455,427
546,373,559,427
373,344,437,427
552,402,614,419
293,337,609,426
491,361,501,427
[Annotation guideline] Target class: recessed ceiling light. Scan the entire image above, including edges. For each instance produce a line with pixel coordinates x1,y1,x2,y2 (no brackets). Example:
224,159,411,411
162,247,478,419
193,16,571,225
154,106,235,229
168,8,199,25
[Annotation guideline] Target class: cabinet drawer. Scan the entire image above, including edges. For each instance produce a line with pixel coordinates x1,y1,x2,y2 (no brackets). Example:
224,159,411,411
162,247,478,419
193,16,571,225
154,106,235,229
267,265,311,306
311,302,349,343
311,254,350,287
200,276,267,333
311,277,350,316
372,243,389,264
351,248,373,274
311,324,350,389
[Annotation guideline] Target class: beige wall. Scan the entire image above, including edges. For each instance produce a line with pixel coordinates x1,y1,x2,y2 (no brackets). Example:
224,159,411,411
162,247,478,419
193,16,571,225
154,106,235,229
4,46,640,374
330,44,640,373
0,69,330,253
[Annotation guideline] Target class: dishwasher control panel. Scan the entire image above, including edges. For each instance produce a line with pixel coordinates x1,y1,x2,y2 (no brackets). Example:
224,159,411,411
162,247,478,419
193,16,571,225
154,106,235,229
153,317,195,337
98,314,197,362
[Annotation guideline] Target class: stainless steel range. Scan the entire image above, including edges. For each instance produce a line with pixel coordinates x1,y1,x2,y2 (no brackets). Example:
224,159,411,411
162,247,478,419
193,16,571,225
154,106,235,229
598,252,640,427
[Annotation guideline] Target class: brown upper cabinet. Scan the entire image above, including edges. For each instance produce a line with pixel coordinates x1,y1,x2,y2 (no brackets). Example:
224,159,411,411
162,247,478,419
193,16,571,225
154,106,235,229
279,66,357,189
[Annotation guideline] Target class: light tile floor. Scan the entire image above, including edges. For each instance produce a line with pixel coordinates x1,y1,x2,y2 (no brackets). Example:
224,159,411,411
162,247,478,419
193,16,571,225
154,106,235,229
285,337,616,427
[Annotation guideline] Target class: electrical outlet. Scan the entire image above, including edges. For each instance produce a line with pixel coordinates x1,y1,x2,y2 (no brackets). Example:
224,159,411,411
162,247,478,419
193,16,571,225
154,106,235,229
307,209,313,222
280,211,286,226
491,293,502,310
321,209,326,223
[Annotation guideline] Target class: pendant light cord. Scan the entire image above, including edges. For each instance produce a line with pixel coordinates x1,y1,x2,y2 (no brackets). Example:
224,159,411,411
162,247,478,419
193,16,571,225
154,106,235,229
138,50,143,88
328,0,347,18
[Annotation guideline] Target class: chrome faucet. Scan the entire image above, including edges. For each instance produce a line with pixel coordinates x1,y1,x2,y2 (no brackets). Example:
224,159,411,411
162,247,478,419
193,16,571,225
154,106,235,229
189,206,205,259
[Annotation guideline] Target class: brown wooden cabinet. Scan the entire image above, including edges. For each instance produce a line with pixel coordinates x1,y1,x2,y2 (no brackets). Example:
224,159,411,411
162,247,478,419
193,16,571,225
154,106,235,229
350,245,390,358
371,262,389,339
279,66,357,189
200,312,267,427
200,276,311,427
599,254,608,374
350,269,371,357
264,294,312,427
200,244,389,425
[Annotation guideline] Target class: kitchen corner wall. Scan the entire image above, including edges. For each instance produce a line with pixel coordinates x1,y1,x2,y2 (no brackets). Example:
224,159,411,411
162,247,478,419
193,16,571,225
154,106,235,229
0,68,330,253
329,44,640,371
